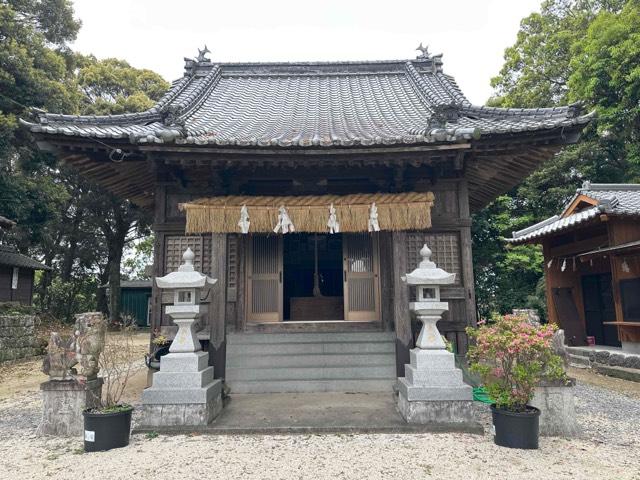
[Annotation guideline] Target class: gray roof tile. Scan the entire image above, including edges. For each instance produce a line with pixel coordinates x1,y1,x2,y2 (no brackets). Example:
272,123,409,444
0,245,51,270
21,57,593,148
509,183,640,243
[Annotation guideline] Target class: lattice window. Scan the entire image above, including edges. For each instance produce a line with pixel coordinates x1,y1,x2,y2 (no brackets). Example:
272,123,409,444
407,232,461,284
164,236,205,274
227,234,238,302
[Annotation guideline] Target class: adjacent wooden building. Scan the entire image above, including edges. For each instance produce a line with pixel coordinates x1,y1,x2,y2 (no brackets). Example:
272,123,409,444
509,183,640,354
22,48,591,382
0,217,51,305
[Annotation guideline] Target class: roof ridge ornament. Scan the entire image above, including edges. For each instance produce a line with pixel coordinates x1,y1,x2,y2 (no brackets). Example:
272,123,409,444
197,45,211,63
416,43,430,59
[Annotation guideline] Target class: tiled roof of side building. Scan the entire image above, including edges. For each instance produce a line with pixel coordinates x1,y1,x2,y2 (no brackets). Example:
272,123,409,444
0,245,51,270
508,182,640,244
20,51,593,149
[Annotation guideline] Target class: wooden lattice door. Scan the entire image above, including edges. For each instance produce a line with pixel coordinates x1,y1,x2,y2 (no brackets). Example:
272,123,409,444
246,235,283,323
343,233,380,322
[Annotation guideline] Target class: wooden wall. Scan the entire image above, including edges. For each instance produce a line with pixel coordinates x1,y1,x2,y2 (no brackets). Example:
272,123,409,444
149,161,478,378
542,216,640,345
0,266,34,305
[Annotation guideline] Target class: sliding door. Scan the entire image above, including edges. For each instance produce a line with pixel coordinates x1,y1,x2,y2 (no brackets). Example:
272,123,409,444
247,235,283,322
343,233,380,322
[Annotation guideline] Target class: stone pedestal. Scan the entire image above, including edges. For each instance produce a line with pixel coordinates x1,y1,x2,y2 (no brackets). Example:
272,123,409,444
531,379,579,437
397,349,475,424
39,378,102,436
141,351,222,427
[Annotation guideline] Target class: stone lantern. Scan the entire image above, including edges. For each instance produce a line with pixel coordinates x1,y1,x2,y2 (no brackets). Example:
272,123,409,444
397,244,476,428
155,248,215,354
141,248,223,427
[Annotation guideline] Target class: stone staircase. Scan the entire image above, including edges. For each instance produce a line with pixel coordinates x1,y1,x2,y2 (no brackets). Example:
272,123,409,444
225,332,397,393
566,348,592,369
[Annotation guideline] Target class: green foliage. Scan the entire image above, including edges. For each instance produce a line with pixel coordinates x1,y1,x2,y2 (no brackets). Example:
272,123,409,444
0,0,162,323
474,0,638,319
46,277,97,322
467,314,565,411
122,236,154,280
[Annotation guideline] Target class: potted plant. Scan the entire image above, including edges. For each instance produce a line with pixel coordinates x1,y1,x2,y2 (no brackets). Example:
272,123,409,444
466,314,563,449
83,324,141,452
145,329,171,370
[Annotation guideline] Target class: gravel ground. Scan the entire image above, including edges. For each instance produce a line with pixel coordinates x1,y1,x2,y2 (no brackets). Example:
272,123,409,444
0,371,639,480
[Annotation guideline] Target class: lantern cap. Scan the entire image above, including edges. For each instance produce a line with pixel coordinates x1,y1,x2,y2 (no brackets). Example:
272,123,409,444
156,248,217,289
402,244,456,285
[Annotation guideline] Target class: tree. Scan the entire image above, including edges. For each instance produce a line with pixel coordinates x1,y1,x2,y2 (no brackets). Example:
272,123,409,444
474,0,638,319
0,1,167,322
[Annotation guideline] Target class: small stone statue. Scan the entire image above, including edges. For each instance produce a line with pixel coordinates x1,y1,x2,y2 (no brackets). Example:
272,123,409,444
73,312,107,380
42,332,77,380
41,312,107,381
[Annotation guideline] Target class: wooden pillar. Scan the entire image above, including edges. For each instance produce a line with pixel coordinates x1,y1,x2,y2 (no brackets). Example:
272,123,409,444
208,233,227,380
458,180,477,328
149,179,166,350
392,231,411,377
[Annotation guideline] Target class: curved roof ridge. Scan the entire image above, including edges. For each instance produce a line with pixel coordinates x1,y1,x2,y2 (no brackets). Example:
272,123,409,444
404,61,456,109
26,73,194,128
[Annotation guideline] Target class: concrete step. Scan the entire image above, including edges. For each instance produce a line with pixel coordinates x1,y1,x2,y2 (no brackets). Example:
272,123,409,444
565,347,593,358
568,353,591,368
228,379,396,394
226,365,396,382
226,332,397,393
228,341,395,355
227,353,395,368
227,332,395,345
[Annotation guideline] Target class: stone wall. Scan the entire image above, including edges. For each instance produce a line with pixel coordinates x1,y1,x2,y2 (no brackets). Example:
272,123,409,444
0,314,39,362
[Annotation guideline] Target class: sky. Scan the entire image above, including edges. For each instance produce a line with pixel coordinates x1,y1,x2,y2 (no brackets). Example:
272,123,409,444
70,0,541,105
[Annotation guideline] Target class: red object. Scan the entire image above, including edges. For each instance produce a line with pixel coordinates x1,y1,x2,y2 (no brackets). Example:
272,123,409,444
587,336,596,346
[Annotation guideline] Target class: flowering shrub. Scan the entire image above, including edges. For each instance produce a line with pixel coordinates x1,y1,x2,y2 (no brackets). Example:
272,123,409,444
466,314,565,412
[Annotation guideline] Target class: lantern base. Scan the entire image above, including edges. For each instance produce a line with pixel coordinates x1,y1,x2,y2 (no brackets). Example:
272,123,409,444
397,348,475,425
141,351,223,426
397,394,477,426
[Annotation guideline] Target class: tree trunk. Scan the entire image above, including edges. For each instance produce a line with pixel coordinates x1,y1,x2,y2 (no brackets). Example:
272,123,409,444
108,250,123,324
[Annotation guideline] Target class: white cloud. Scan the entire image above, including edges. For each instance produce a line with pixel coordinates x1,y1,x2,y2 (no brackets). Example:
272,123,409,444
71,0,540,104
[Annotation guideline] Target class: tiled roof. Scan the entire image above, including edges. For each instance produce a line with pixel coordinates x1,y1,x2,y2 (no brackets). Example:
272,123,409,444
0,216,15,229
509,182,640,243
576,182,640,215
0,245,51,270
21,54,593,149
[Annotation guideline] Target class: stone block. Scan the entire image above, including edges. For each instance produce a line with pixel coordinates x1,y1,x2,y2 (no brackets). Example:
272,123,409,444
398,377,472,401
531,382,579,437
141,395,223,427
405,365,463,386
594,350,610,364
142,378,222,405
39,379,102,436
410,349,455,370
151,367,214,389
159,351,209,372
397,392,477,425
622,354,640,369
608,353,626,367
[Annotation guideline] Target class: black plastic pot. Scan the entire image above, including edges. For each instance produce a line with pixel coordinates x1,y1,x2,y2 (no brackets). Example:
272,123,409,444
83,406,133,452
491,404,540,449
